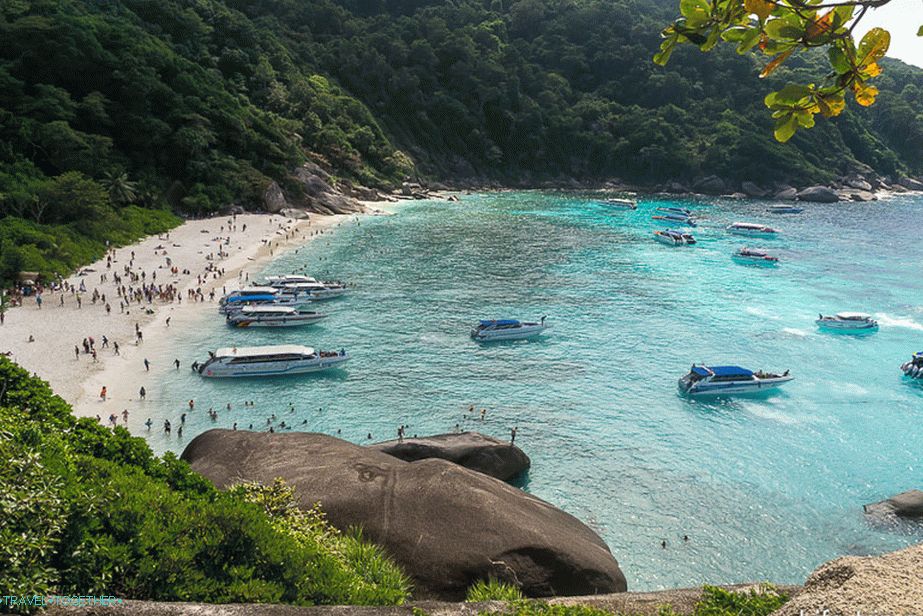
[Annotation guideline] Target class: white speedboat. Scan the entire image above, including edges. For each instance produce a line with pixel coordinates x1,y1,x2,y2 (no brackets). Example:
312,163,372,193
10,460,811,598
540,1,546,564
727,222,780,238
220,286,280,305
226,305,327,328
657,207,693,216
654,229,692,246
901,352,923,378
193,345,349,377
602,197,637,209
652,213,697,226
816,312,879,331
471,318,548,341
732,247,780,266
767,205,803,214
679,364,793,396
219,292,308,315
277,280,347,300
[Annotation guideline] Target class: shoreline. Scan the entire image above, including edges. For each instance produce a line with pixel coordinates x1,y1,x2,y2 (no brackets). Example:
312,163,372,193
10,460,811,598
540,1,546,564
1,211,358,420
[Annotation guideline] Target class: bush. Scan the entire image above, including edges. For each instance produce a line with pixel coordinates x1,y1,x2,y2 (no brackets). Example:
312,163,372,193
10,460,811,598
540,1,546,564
467,578,525,602
0,357,411,610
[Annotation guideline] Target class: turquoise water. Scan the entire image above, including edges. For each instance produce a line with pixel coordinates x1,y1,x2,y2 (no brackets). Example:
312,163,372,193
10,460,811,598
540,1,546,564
144,192,923,590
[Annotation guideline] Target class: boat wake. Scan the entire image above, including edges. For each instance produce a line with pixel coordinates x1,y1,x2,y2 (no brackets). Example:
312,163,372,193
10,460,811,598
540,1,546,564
782,327,810,337
876,314,923,332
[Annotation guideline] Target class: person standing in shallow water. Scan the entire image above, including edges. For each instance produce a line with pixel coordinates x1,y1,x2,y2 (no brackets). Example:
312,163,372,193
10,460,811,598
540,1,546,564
510,426,517,445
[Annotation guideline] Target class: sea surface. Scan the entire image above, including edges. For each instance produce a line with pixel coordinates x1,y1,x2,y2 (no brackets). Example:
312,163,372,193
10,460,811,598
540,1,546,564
145,191,923,590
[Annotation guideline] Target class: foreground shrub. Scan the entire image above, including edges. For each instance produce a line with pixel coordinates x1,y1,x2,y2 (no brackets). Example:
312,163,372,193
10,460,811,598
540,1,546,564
466,578,525,602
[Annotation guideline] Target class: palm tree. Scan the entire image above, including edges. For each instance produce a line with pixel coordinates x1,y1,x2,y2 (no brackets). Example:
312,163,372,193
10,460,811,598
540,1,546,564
100,171,138,206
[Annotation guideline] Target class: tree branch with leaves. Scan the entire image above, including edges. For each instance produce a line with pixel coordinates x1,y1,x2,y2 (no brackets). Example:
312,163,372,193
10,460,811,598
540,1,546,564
655,0,920,141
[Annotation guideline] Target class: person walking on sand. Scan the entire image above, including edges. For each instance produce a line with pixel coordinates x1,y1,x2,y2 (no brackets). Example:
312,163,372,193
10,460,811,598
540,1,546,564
174,358,180,370
74,345,80,360
166,316,171,327
99,386,107,400
92,349,98,362
144,358,150,371
113,341,120,355
139,386,146,400
145,418,152,430
122,409,129,422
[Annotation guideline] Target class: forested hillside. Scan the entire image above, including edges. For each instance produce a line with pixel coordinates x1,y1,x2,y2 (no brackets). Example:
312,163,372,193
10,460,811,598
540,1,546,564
2,0,923,280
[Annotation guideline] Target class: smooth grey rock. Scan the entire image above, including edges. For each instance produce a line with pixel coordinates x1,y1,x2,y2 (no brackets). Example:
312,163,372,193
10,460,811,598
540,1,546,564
182,430,627,599
864,489,923,518
262,181,288,213
741,181,767,198
279,208,310,220
665,181,690,194
796,186,839,203
845,178,873,191
692,175,725,195
369,432,530,482
774,187,798,200
899,177,923,191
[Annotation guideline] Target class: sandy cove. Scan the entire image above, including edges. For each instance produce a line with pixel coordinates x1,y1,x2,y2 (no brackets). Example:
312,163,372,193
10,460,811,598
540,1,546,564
0,211,358,420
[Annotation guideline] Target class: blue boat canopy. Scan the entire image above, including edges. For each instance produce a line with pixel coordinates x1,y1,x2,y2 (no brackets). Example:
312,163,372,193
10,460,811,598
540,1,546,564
227,294,277,302
692,365,754,377
480,319,520,327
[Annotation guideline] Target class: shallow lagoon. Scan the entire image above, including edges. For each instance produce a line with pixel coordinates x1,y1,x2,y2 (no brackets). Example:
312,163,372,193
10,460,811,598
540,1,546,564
147,192,923,590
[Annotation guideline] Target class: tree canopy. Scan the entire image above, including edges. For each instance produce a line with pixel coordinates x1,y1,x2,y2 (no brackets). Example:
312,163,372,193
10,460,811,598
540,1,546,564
656,0,922,141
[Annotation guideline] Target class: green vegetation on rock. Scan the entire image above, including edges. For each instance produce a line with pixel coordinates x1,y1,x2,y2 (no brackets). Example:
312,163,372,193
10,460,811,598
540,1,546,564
0,357,410,614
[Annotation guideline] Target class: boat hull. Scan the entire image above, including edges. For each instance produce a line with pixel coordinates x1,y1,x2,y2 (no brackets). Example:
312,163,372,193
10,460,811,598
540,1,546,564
680,376,793,396
728,229,779,239
816,320,878,331
472,325,548,341
732,255,779,267
227,315,326,328
902,362,923,378
200,355,349,377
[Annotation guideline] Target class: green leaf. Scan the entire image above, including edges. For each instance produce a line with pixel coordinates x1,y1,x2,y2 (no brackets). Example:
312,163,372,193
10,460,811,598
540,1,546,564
828,45,851,74
764,19,804,41
736,28,761,54
767,83,812,106
773,112,798,142
857,27,890,66
680,0,711,27
917,25,923,36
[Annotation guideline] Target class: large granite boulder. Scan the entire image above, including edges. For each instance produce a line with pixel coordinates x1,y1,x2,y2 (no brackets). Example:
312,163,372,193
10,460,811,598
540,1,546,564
741,181,767,198
899,177,923,191
692,175,725,195
796,185,839,203
864,489,923,519
182,430,627,599
262,181,288,213
772,544,923,616
369,432,530,482
845,177,873,191
774,186,798,200
291,163,363,214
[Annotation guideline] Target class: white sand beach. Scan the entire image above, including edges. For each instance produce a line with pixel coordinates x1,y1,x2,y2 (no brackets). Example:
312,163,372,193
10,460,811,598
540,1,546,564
0,211,358,419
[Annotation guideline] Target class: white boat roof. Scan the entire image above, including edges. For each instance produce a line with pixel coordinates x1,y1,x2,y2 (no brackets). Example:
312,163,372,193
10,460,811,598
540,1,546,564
268,275,318,283
236,286,279,294
836,312,872,319
730,222,774,230
214,345,314,358
240,305,297,314
282,282,326,289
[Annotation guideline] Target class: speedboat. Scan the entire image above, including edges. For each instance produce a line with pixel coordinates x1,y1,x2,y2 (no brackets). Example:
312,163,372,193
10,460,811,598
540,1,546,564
471,318,549,341
193,345,349,377
767,205,803,214
816,312,879,331
657,207,693,216
652,213,697,226
601,197,637,209
654,229,690,246
276,280,347,300
732,247,780,266
226,305,327,328
220,286,280,305
727,222,780,238
679,364,793,396
901,352,923,378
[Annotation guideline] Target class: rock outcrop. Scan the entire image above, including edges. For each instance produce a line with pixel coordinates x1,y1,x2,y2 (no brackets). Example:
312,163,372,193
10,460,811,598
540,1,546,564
369,432,530,482
773,186,798,200
864,489,923,519
740,181,767,198
691,175,725,195
262,181,288,213
182,430,627,599
899,177,923,191
796,185,839,203
772,544,923,616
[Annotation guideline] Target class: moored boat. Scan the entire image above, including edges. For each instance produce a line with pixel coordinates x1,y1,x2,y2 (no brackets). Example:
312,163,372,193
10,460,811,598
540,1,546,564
193,344,349,377
226,305,327,328
601,197,637,209
471,318,549,341
276,280,348,300
816,312,879,331
653,229,690,246
679,364,793,396
657,207,693,216
732,247,780,266
652,213,697,226
767,205,803,214
901,352,923,378
727,222,780,238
